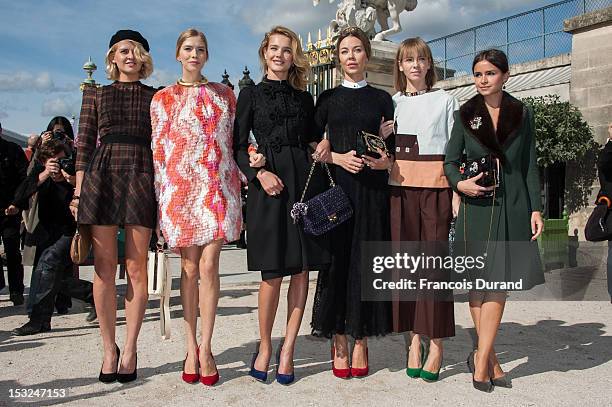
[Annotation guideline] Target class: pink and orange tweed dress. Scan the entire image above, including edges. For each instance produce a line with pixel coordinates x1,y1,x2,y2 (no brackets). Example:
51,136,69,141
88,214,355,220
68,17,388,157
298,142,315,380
150,82,242,248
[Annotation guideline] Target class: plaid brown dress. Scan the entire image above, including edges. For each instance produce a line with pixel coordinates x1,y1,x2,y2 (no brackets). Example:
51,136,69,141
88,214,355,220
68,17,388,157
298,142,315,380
76,81,157,228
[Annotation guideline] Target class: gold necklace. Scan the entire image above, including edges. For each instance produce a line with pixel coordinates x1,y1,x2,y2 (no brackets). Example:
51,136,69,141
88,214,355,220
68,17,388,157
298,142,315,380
177,76,209,87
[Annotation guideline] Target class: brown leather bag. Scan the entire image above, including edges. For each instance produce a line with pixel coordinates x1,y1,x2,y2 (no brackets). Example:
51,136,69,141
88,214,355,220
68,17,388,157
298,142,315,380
70,225,92,264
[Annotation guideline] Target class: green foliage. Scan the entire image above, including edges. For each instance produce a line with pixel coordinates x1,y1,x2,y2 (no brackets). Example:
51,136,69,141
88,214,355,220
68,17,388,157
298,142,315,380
522,95,599,215
565,148,598,215
522,95,598,167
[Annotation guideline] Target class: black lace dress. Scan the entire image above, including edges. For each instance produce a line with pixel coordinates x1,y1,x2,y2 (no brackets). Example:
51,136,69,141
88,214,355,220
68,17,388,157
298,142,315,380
310,85,394,339
233,78,330,280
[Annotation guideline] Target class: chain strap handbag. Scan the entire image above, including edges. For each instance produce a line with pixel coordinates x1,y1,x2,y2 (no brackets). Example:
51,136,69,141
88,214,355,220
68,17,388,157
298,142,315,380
147,245,172,339
290,161,353,236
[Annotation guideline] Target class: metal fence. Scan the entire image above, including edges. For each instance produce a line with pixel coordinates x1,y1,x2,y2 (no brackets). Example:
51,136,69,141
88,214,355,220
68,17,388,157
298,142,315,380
428,0,612,80
307,64,335,100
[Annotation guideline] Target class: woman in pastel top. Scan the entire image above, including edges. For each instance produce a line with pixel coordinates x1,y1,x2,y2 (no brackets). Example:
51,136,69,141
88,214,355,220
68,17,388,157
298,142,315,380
390,37,460,382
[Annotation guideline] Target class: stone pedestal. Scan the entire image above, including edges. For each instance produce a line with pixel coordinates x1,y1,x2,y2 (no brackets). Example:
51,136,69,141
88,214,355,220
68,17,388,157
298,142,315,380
365,41,398,94
565,6,612,145
564,6,612,239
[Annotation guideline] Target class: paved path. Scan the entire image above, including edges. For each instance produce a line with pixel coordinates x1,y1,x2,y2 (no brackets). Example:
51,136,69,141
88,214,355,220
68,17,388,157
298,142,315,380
1,246,611,406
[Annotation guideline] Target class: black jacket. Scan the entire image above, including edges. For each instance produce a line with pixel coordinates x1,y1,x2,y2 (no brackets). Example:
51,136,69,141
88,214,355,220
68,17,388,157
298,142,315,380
597,140,612,205
0,136,28,210
13,161,76,245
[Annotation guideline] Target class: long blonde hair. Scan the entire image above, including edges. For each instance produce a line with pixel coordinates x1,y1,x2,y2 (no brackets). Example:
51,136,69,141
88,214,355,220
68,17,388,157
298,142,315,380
105,40,153,80
258,26,310,91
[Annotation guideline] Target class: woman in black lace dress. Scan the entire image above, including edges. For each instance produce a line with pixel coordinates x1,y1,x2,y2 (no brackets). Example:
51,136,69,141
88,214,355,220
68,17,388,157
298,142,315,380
310,27,395,378
233,26,330,384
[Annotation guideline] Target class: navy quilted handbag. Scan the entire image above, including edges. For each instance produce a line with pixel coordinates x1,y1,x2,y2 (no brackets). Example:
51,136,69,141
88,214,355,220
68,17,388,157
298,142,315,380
291,161,353,236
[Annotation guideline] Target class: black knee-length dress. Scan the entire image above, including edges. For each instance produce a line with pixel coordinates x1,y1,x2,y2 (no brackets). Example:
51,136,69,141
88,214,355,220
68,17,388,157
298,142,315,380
76,81,157,228
233,78,330,280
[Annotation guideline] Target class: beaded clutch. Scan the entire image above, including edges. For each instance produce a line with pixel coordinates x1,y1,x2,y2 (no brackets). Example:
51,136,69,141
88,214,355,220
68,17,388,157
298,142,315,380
356,130,388,159
460,155,499,198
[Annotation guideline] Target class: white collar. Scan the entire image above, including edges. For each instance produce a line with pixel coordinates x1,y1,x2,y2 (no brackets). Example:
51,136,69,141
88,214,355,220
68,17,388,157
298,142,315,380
341,78,368,89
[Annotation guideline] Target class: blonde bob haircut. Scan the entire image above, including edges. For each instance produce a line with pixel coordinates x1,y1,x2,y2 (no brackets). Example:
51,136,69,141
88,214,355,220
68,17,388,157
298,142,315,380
393,37,437,92
105,40,154,80
258,26,311,91
175,28,209,61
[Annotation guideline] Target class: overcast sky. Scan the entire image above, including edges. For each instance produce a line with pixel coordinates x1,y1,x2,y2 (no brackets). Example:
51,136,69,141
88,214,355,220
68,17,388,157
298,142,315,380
0,0,556,135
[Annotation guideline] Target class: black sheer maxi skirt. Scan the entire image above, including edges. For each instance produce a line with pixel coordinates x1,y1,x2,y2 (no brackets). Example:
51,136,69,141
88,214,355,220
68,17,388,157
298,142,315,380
311,166,392,339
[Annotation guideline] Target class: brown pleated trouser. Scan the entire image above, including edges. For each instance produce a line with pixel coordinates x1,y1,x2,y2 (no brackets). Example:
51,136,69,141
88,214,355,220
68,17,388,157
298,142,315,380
390,186,455,338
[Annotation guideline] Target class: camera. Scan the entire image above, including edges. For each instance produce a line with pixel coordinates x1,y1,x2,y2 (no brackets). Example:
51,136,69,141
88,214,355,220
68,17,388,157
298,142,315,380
58,156,76,176
52,130,67,140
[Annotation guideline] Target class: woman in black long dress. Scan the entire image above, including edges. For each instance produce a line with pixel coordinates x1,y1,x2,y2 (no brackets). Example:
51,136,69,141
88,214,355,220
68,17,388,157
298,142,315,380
597,123,612,302
233,26,330,384
310,27,395,378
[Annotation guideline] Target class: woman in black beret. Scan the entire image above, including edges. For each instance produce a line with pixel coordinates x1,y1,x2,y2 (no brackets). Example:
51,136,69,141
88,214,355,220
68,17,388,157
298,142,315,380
72,29,157,384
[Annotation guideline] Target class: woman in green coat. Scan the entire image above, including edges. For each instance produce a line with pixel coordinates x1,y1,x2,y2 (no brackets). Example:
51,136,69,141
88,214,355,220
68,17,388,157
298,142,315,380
443,49,544,392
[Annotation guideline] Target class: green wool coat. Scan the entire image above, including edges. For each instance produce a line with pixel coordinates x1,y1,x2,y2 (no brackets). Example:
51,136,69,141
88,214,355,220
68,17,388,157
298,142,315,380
443,92,544,290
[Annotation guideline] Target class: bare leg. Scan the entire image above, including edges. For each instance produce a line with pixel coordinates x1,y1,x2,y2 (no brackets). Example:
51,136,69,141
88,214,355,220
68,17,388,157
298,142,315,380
180,246,203,375
470,291,505,379
254,277,282,372
423,338,444,373
351,337,368,369
407,332,422,369
469,290,483,357
333,334,350,369
198,239,223,376
473,292,506,382
119,225,151,373
279,270,309,374
92,225,119,374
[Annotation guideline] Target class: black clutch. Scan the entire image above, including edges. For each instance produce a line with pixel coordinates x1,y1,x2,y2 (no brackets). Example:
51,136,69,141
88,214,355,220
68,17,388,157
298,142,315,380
460,155,499,198
355,130,388,159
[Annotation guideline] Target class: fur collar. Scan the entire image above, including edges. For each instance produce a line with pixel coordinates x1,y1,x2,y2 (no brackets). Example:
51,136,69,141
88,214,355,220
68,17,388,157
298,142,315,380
460,92,526,161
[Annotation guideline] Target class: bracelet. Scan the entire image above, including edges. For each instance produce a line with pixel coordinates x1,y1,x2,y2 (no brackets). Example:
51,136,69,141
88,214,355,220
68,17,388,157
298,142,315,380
72,195,80,200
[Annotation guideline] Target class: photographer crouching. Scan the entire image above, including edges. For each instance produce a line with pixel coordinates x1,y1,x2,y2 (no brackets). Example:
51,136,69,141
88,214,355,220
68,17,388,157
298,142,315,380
11,137,95,335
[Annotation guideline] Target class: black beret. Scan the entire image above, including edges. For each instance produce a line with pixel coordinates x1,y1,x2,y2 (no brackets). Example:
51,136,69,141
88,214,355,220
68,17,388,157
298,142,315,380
109,29,150,52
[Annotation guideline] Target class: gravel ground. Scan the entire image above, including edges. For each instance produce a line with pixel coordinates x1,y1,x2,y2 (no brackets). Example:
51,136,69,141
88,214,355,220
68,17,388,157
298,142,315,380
1,246,611,406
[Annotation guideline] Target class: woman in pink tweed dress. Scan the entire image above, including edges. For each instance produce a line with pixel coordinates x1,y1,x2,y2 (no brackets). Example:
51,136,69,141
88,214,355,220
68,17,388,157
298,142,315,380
150,28,241,386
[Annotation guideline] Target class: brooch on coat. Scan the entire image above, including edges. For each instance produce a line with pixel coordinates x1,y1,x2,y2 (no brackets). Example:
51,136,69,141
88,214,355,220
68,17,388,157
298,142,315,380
469,116,482,130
